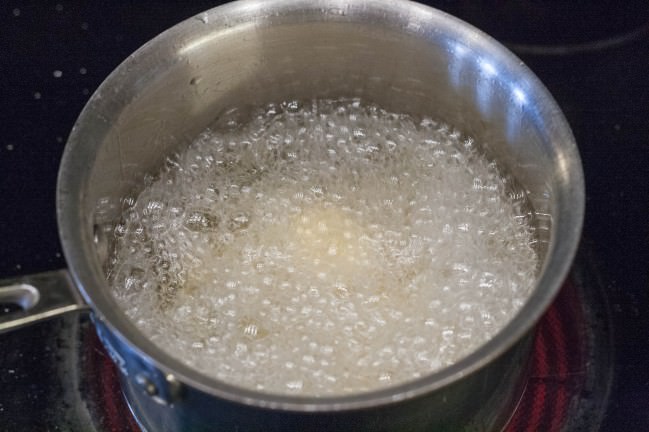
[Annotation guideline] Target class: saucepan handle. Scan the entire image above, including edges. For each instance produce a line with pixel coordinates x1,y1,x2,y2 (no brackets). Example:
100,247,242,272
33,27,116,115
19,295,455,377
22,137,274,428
0,269,88,333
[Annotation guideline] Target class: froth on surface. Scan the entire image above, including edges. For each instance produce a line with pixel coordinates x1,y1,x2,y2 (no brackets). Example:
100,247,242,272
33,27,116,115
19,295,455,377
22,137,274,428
107,98,538,396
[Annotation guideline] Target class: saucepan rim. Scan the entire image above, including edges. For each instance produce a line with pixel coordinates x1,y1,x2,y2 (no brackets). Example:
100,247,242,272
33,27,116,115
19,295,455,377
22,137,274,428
57,0,584,411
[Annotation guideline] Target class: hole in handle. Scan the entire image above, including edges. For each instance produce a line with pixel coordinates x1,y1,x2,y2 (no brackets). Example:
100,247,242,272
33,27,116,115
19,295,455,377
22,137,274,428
0,284,40,312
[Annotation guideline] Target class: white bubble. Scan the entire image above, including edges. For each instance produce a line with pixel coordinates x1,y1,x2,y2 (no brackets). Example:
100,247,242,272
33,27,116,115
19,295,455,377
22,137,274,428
108,98,538,397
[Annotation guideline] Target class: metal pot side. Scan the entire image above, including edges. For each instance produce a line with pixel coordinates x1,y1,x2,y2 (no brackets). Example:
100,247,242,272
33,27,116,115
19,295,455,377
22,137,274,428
54,0,584,430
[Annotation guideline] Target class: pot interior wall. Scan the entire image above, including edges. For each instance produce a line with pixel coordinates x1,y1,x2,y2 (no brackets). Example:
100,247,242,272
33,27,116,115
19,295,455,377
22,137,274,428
86,9,556,274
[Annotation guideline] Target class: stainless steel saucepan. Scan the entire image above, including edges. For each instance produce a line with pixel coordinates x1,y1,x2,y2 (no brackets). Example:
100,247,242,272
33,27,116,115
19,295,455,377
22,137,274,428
0,1,584,430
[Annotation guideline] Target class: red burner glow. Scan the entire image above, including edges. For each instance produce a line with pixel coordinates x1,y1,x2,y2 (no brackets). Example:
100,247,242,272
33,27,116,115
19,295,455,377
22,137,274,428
505,280,586,432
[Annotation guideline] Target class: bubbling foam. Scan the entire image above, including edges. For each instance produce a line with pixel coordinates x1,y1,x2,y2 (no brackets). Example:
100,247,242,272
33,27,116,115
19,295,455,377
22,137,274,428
107,98,538,396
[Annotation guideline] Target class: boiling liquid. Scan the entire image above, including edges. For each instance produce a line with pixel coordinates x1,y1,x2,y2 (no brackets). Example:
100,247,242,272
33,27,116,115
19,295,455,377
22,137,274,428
108,98,538,396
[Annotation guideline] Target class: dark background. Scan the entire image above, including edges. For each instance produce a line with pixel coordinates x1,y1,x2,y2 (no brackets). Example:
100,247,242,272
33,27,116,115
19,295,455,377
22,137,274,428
1,1,648,430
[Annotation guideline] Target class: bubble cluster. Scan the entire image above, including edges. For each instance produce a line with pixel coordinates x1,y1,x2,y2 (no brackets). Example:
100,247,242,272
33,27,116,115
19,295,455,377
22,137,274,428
107,98,538,396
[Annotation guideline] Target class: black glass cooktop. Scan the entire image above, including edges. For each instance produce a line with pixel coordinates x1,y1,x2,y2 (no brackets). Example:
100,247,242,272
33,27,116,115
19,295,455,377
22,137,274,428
1,2,648,431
